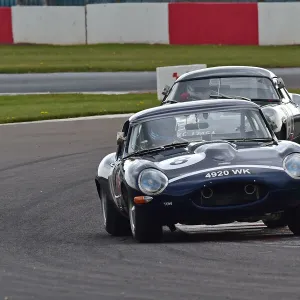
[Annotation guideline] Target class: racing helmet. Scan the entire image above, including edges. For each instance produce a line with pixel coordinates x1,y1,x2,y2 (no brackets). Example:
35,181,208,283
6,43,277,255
186,79,214,100
146,117,178,145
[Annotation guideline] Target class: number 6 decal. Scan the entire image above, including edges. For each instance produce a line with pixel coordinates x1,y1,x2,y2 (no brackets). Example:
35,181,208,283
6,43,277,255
170,158,189,165
156,153,206,170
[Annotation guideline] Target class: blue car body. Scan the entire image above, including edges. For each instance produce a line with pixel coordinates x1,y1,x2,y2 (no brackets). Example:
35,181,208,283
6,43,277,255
119,140,300,224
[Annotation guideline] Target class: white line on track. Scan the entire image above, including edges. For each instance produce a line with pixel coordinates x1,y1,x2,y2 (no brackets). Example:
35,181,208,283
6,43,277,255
0,90,155,96
0,113,134,126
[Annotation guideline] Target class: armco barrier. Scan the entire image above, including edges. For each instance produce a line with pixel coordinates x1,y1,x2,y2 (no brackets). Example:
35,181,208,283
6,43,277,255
0,7,13,44
86,3,169,44
1,3,300,45
11,6,86,45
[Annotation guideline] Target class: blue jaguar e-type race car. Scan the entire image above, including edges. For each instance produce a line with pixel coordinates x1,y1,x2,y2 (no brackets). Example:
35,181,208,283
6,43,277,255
95,98,300,243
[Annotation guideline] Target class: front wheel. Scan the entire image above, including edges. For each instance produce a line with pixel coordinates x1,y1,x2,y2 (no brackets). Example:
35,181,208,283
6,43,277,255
128,201,163,243
100,189,131,236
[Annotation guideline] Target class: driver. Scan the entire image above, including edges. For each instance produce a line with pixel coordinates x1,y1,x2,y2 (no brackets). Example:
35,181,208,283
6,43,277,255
145,116,181,147
185,79,216,100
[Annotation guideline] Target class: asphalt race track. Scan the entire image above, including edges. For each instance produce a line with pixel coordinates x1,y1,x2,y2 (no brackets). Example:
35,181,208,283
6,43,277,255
1,67,300,94
2,117,300,300
0,72,156,94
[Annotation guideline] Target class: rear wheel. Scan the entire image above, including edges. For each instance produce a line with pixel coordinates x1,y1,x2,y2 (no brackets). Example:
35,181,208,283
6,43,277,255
100,189,131,236
263,213,287,229
287,207,300,235
128,200,163,243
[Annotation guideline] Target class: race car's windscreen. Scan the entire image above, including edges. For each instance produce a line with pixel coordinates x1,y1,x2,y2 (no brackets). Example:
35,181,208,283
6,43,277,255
127,108,272,154
166,76,280,102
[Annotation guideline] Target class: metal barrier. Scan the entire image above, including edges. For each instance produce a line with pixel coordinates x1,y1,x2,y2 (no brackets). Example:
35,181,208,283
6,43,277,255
0,0,298,6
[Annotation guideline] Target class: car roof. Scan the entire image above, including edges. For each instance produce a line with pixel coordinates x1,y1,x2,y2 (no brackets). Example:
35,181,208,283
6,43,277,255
176,66,277,82
129,99,260,123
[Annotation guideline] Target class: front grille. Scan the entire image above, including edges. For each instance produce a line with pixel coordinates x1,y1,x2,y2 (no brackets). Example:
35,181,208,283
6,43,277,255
191,182,268,207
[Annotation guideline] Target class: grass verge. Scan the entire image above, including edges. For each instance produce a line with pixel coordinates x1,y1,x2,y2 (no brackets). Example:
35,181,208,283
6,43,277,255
1,89,300,124
0,93,158,124
1,44,300,73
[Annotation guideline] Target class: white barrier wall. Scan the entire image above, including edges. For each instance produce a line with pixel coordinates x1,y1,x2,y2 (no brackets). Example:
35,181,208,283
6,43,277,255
86,3,169,44
156,64,207,100
12,6,86,45
9,4,300,46
258,3,300,45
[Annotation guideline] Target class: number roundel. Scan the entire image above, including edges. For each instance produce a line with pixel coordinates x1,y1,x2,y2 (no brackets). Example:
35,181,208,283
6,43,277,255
156,153,206,170
170,158,189,165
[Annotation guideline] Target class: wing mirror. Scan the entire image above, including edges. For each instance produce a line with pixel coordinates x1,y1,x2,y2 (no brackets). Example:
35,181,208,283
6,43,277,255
116,132,126,145
162,85,171,96
267,119,277,131
277,77,285,89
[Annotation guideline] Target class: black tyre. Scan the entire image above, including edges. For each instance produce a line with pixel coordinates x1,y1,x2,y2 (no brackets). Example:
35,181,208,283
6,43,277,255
287,207,300,236
128,200,163,243
100,189,131,236
263,214,287,229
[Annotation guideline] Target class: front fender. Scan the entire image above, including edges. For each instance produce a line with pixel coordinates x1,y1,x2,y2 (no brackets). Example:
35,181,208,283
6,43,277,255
123,158,158,191
97,152,116,179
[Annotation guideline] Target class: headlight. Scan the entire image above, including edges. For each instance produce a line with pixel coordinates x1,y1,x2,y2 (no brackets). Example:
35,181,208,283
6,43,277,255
283,153,300,179
138,168,168,195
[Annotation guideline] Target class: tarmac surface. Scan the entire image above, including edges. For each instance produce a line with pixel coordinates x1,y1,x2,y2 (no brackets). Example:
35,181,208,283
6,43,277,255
1,67,300,94
1,117,300,300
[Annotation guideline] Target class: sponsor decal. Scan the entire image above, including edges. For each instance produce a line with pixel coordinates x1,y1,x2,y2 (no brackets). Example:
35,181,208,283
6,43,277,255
179,131,215,137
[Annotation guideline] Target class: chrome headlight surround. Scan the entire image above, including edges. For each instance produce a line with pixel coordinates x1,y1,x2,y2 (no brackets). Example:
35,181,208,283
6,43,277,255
283,153,300,179
138,168,169,195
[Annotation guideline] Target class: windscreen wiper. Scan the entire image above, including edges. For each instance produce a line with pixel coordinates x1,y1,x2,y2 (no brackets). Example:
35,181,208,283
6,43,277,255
226,138,277,145
162,99,178,104
209,93,251,101
125,142,189,158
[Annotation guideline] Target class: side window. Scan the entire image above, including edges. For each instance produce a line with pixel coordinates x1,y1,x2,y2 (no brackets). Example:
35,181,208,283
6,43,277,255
127,124,143,154
246,111,270,138
121,120,130,137
280,88,291,103
244,115,258,133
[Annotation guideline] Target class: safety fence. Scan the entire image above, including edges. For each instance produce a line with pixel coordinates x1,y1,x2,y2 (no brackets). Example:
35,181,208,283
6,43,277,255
1,2,300,45
0,0,298,6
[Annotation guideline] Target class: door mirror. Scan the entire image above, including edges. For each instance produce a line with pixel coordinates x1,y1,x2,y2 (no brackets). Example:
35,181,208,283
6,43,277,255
116,131,126,145
162,85,171,97
267,119,277,132
277,77,285,89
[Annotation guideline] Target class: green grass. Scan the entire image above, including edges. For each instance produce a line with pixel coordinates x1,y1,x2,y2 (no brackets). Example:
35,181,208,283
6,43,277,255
1,89,300,124
0,93,158,124
1,44,300,73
